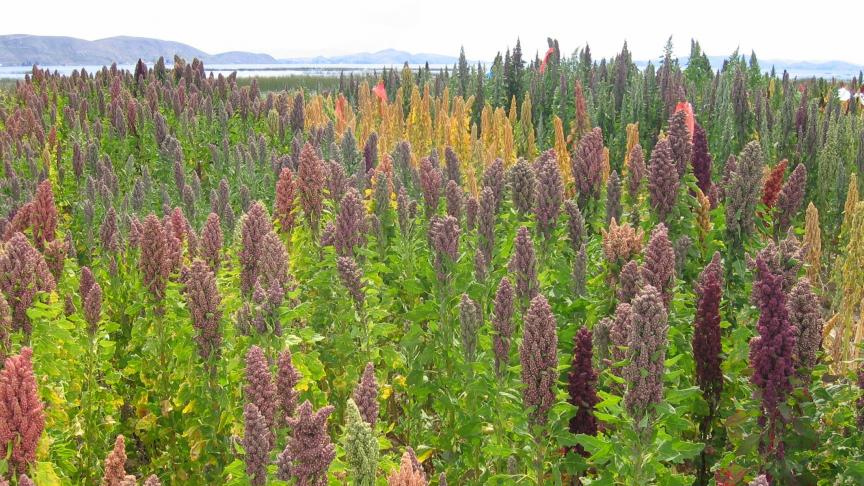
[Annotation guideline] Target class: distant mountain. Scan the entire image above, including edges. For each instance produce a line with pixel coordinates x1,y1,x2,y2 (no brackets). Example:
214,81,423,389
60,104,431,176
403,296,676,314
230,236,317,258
280,49,458,65
0,34,277,66
210,51,278,64
0,35,457,67
754,59,863,78
701,56,862,77
5,34,857,77
634,55,862,78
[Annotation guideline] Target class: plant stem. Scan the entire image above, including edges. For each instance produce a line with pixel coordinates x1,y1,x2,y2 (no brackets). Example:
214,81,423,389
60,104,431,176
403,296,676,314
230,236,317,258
697,403,716,486
494,380,506,474
361,306,370,355
156,308,168,402
631,425,646,486
81,330,98,483
534,427,545,485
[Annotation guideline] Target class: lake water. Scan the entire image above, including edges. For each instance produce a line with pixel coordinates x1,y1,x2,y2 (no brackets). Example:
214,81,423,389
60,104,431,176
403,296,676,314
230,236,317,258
1,62,859,80
0,63,450,79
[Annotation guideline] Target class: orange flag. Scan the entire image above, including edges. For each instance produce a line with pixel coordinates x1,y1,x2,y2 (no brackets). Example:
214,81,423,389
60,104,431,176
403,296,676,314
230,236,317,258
674,101,695,141
335,93,351,124
373,81,387,103
335,94,346,121
539,48,555,74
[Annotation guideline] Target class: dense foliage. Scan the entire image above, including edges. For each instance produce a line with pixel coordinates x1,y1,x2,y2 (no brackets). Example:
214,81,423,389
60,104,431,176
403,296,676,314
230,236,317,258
0,40,863,485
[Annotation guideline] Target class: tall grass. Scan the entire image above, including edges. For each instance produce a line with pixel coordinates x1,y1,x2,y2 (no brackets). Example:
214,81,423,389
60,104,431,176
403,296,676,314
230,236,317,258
236,74,341,93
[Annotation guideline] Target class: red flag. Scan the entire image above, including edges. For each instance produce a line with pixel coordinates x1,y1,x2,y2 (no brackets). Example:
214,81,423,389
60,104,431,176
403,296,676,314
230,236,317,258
539,47,555,74
373,81,387,103
674,101,695,141
335,94,347,123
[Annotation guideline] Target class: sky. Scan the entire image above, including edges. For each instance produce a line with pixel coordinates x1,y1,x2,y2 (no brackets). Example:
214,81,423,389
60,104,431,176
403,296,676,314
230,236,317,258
3,0,862,64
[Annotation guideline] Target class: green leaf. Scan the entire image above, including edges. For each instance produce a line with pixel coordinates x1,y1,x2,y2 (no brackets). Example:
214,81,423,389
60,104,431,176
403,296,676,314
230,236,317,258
32,462,62,486
844,461,864,480
656,439,704,463
572,434,611,461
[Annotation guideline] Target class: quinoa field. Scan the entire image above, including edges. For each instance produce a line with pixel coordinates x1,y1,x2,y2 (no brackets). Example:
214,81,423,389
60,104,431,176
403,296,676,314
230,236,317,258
1,40,864,485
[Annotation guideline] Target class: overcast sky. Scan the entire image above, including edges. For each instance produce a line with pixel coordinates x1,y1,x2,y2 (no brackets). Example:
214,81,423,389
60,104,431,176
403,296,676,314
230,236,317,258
5,0,862,64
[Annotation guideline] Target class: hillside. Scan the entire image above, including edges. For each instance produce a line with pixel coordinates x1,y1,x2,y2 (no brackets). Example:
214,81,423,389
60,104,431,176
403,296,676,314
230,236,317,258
0,34,276,66
280,48,458,65
0,35,458,67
